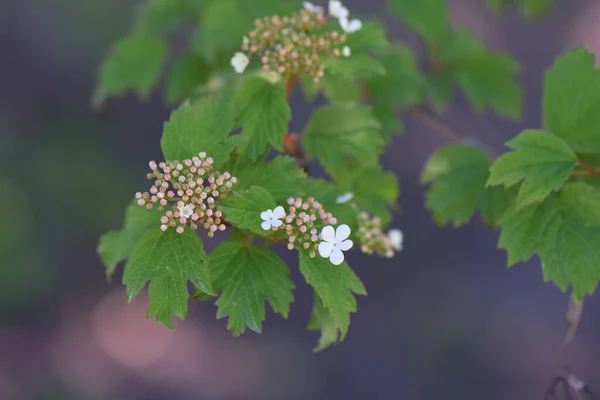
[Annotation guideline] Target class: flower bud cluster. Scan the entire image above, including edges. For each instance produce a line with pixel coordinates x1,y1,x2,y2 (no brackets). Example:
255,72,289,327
135,152,237,236
264,197,338,257
239,8,348,81
356,212,396,258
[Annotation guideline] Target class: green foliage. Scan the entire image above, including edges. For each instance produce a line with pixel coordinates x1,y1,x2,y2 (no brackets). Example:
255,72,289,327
298,250,366,341
96,0,600,352
165,53,211,105
438,30,522,117
498,182,600,299
543,48,600,154
487,130,577,208
303,102,383,180
94,36,167,105
123,228,213,328
161,97,241,167
209,241,294,335
488,0,552,19
98,203,160,278
235,75,291,159
307,294,339,352
224,155,306,201
388,0,449,44
221,186,276,235
422,144,508,227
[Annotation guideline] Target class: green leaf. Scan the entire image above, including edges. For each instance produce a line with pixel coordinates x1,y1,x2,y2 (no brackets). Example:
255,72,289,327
235,76,291,159
298,250,366,340
94,36,167,106
123,228,213,328
424,70,455,109
342,20,389,53
421,144,491,226
480,185,516,229
489,0,552,18
324,54,386,79
367,44,424,108
98,203,161,278
498,183,600,298
161,97,240,168
487,130,577,208
224,155,306,201
307,294,339,352
336,162,399,225
133,0,194,34
192,0,250,62
303,102,383,180
210,241,294,335
543,47,600,153
221,186,276,235
371,104,402,137
165,53,211,105
387,0,449,44
456,50,523,119
519,0,552,18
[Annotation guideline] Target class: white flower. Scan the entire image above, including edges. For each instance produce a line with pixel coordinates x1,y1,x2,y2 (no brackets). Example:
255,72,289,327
231,52,249,73
388,229,403,251
342,46,351,57
339,17,362,33
329,0,349,19
179,204,193,219
318,224,353,265
304,1,324,13
336,192,354,204
261,206,285,230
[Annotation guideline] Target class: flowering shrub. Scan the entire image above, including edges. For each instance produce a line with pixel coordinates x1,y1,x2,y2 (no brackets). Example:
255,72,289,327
95,1,600,392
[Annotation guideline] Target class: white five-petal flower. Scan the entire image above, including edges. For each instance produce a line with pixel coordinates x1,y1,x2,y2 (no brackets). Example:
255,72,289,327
388,229,403,251
261,206,285,230
318,224,353,265
179,204,193,219
231,52,249,73
342,46,351,57
304,1,324,13
339,17,362,33
336,192,354,204
328,0,349,19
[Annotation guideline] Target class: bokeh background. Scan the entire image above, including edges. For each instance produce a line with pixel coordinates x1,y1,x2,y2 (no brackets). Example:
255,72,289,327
2,0,600,399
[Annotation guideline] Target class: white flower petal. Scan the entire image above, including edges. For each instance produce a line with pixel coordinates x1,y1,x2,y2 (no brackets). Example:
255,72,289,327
260,211,270,221
329,248,345,265
261,220,272,230
329,0,348,19
335,224,351,242
388,229,403,251
318,241,334,258
342,46,351,57
271,219,283,228
231,52,249,73
303,1,323,13
335,192,354,204
321,225,335,242
340,17,361,33
338,239,353,251
272,205,286,219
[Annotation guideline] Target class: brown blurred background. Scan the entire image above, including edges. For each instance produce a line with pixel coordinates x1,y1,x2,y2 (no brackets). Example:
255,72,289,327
1,0,600,399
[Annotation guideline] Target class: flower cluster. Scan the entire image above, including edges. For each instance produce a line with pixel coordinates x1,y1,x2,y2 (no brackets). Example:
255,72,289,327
230,1,362,81
355,212,403,258
135,152,237,236
260,197,340,257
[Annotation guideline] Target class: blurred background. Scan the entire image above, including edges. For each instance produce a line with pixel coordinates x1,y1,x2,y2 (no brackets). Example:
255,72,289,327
2,0,600,399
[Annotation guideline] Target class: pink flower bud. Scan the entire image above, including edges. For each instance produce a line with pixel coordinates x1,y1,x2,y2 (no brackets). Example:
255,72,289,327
135,192,142,199
176,226,184,234
160,199,167,206
160,224,168,232
137,199,145,206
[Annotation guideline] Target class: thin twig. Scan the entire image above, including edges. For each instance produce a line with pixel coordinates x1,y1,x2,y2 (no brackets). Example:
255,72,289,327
406,105,465,142
545,298,598,399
